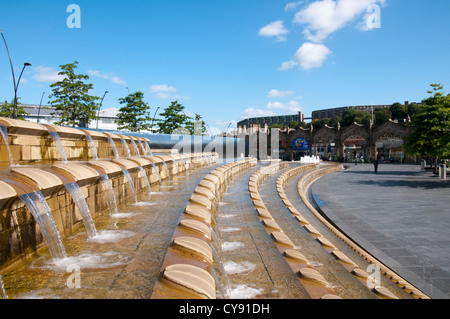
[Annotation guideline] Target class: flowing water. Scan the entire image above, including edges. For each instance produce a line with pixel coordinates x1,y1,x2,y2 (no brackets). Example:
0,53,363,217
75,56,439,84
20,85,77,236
107,137,119,159
137,166,152,194
84,134,98,160
146,141,153,156
121,169,138,203
120,139,131,158
65,182,97,238
19,192,67,260
151,163,162,185
0,275,7,299
130,140,140,156
100,175,119,216
0,163,219,299
48,132,68,163
0,125,14,166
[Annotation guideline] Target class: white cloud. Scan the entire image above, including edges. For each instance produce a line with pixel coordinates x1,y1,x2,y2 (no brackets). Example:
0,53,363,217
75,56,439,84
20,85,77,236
285,1,306,11
32,66,66,83
280,42,331,70
267,89,294,98
294,0,385,42
265,101,302,113
258,20,289,42
149,84,178,99
88,70,127,86
240,108,275,119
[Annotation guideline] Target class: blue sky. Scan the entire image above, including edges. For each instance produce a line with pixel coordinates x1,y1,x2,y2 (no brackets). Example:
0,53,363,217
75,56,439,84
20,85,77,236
1,0,449,133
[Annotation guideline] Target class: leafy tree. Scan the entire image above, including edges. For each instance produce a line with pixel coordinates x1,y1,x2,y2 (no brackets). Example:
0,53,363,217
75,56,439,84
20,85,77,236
390,102,408,121
48,61,99,127
341,109,372,127
158,100,190,134
115,91,152,132
185,113,207,135
374,107,392,126
288,120,300,130
405,84,450,169
269,123,285,130
0,98,28,120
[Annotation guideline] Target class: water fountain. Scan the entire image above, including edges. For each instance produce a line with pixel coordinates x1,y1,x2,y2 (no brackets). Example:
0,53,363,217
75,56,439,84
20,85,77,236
19,191,67,260
64,182,97,238
84,134,98,160
48,131,68,163
120,138,132,157
130,139,140,156
107,137,119,159
100,174,119,216
0,275,7,299
0,125,14,166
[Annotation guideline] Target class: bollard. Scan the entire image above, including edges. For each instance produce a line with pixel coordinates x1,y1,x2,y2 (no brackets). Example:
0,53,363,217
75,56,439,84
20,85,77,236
439,164,447,180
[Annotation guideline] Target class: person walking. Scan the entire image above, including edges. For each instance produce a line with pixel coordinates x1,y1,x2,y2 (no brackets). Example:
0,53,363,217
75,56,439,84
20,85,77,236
373,159,379,174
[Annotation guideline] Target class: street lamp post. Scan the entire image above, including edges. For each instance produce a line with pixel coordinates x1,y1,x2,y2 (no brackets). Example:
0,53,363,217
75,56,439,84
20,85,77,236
14,62,31,119
37,91,45,123
150,106,160,133
1,30,31,119
96,91,109,129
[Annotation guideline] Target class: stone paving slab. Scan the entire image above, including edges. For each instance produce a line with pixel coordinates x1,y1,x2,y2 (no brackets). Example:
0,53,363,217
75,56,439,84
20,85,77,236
311,163,450,299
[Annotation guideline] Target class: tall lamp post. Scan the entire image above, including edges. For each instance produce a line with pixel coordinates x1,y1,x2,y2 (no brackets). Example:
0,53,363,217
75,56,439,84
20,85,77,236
37,91,45,123
1,30,31,119
150,106,160,133
96,91,109,129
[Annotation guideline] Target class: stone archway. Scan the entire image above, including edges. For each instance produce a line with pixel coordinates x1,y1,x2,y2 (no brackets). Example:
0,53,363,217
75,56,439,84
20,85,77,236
372,121,413,163
286,128,312,161
339,123,371,162
312,126,338,160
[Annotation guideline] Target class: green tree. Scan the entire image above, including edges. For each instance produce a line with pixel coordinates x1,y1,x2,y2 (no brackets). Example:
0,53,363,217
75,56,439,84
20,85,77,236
341,109,371,127
158,101,190,134
48,61,99,127
288,120,300,130
374,108,392,126
0,98,28,120
405,84,450,169
185,113,207,135
115,91,152,132
390,102,408,121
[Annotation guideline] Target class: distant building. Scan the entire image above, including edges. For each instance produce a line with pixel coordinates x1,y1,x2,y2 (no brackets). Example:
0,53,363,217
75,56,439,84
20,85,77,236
311,104,392,120
0,103,120,130
237,112,304,133
311,102,419,120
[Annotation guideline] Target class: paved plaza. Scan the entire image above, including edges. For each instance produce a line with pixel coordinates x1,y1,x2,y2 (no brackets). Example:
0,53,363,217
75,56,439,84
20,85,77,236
311,163,450,299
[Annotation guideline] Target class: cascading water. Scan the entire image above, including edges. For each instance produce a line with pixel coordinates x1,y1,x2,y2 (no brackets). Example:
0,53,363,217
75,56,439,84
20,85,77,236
210,244,232,298
120,138,131,158
130,140,140,156
48,131,68,163
146,141,153,156
65,182,97,238
0,275,8,299
137,166,152,194
180,157,188,172
151,163,162,185
121,168,138,203
162,161,170,180
0,125,14,166
107,137,119,159
100,175,119,216
84,134,98,160
19,191,67,260
137,140,146,156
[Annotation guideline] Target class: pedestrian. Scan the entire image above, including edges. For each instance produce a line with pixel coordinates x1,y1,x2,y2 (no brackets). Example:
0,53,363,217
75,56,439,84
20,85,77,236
373,159,379,174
